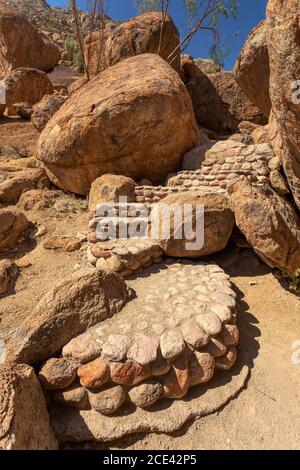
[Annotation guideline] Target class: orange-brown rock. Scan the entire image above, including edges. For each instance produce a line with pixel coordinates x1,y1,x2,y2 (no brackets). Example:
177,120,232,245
88,174,137,212
12,102,33,120
267,0,300,210
229,177,300,273
179,54,203,83
233,21,271,118
5,268,129,365
110,361,150,386
0,119,39,158
77,358,110,390
156,192,235,258
216,346,237,370
0,363,58,450
43,236,81,253
38,357,78,390
188,351,215,386
186,70,266,135
128,380,163,408
0,259,18,295
38,54,199,195
0,168,49,204
0,208,29,251
220,324,240,347
4,68,54,108
85,12,180,77
88,385,126,415
163,355,189,399
31,93,66,132
0,1,60,75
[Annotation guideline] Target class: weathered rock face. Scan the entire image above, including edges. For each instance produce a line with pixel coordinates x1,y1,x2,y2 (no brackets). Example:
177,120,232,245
0,119,39,158
0,168,49,204
38,54,199,195
5,268,129,365
88,174,137,212
31,92,66,132
12,102,33,120
85,12,180,77
179,54,203,83
186,70,266,135
0,208,29,250
0,1,60,75
0,363,57,450
233,21,271,118
229,177,300,273
155,192,235,258
4,68,54,108
267,0,300,210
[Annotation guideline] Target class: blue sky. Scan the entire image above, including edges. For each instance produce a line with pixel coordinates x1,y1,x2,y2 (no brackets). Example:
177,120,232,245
48,0,267,70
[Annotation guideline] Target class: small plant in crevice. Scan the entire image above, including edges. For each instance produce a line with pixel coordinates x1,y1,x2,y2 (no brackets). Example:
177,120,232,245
275,268,300,294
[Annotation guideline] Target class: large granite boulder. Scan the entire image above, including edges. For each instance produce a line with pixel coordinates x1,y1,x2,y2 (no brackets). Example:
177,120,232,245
38,54,199,195
85,12,180,77
186,70,266,135
267,0,300,210
0,1,60,75
4,68,54,108
233,21,271,118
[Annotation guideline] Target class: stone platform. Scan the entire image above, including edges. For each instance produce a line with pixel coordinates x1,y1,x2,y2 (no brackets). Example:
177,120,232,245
37,261,244,442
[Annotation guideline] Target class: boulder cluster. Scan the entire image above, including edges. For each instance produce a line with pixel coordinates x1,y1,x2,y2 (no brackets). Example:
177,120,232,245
0,0,300,449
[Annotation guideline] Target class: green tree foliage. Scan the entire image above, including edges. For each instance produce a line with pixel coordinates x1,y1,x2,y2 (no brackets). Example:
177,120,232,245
135,0,239,68
64,36,77,61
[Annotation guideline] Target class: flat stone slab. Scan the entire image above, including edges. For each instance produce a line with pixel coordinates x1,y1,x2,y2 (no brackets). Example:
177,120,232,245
86,238,163,278
51,357,249,443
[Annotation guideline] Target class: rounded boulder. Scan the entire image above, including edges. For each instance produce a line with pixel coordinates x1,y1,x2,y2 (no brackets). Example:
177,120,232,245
37,53,199,195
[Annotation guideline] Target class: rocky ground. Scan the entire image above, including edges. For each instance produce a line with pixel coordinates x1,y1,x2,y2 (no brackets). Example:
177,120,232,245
0,0,300,451
1,191,299,449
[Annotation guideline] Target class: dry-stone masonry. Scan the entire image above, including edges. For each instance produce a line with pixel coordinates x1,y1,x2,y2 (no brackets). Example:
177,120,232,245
87,238,164,278
39,261,239,414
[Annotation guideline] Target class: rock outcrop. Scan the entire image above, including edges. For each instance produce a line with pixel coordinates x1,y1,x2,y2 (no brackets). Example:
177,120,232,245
31,92,66,132
0,363,57,450
4,68,54,108
38,54,199,195
266,0,300,210
85,12,180,77
155,191,235,258
0,259,18,295
5,268,129,365
229,177,300,273
233,21,271,118
186,70,266,134
0,208,29,250
0,1,60,74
